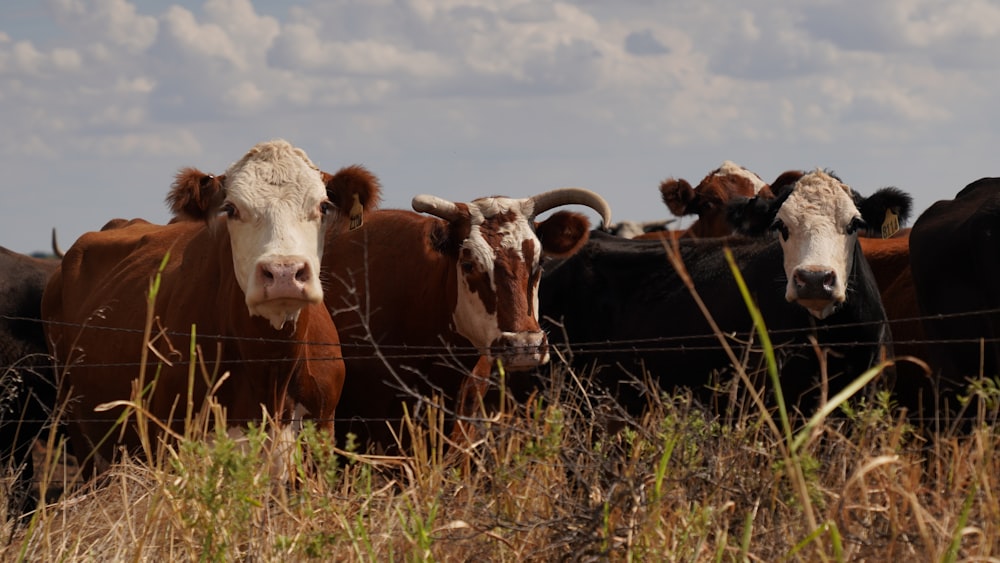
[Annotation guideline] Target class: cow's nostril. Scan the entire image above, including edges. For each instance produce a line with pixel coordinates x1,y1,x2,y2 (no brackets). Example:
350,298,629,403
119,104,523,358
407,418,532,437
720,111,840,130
295,264,311,283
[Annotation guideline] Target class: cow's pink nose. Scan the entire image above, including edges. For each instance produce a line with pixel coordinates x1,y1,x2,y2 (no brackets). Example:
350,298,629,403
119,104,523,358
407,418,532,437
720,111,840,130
256,259,311,293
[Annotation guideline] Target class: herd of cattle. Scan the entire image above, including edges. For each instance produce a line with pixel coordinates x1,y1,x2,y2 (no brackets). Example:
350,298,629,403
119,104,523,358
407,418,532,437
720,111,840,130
1,140,999,519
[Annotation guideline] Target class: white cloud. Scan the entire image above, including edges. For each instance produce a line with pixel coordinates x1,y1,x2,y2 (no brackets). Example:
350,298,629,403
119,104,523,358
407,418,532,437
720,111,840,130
2,0,1000,252
72,129,203,157
269,23,451,77
202,0,280,63
48,0,158,52
159,5,250,70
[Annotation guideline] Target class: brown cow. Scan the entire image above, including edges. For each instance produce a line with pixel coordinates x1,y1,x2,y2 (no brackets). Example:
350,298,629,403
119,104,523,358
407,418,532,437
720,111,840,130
638,160,774,240
324,186,611,452
42,140,378,476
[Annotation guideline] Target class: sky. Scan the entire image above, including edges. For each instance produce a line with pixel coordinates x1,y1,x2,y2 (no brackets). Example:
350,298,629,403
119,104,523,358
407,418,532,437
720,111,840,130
2,0,999,255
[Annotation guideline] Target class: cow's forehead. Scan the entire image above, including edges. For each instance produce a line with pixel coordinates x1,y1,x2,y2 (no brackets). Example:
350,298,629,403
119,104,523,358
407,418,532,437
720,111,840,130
778,171,856,226
225,142,325,206
464,197,540,257
468,196,529,220
713,160,768,194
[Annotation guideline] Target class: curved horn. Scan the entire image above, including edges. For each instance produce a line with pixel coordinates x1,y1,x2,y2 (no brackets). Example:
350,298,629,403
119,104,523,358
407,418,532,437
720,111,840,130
412,194,464,222
529,187,612,228
51,227,64,258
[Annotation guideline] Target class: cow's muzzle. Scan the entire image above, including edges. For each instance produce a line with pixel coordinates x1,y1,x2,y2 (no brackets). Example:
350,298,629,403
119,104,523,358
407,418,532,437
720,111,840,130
255,258,317,300
489,331,550,371
790,266,843,319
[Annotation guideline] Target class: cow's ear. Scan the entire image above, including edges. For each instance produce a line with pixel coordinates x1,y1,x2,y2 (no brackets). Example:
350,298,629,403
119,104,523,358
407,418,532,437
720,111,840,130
768,170,802,199
728,195,779,237
857,186,913,232
324,165,383,231
536,211,590,257
660,178,696,216
166,168,225,222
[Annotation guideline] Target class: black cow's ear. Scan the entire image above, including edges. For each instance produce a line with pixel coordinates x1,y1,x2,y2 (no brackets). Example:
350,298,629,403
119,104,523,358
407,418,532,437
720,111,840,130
536,211,590,257
727,195,777,236
857,186,914,233
166,168,225,223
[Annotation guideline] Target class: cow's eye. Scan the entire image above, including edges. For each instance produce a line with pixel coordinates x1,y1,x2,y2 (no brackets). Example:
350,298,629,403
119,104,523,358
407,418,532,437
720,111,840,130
770,219,789,241
221,202,239,219
460,261,475,273
320,200,335,216
846,217,866,235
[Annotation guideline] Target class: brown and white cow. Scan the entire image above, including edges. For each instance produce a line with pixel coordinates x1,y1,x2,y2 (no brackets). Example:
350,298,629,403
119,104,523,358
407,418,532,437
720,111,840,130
641,160,774,240
42,140,378,476
323,186,611,452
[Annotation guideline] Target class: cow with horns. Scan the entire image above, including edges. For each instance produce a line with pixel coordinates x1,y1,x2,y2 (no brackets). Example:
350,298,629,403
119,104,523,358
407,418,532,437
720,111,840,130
324,186,611,452
42,140,378,476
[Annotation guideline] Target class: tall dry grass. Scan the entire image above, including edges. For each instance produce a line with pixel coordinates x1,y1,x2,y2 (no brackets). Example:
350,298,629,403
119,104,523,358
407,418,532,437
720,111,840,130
0,346,997,561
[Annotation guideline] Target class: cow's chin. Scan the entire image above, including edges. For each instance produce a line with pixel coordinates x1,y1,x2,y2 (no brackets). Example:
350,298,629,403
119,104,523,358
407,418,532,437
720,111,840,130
795,298,839,320
249,299,311,331
497,351,551,371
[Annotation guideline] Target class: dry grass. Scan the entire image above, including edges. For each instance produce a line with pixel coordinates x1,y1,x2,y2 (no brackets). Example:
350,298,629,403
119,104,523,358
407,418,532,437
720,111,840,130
3,249,997,561
0,358,997,562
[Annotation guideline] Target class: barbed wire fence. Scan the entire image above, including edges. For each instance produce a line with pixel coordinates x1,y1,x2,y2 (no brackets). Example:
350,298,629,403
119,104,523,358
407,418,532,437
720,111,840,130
3,304,1000,427
2,302,1000,510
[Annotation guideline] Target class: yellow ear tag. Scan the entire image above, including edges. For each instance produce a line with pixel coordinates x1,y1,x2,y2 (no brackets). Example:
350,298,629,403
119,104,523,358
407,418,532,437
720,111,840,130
349,193,364,230
881,208,899,239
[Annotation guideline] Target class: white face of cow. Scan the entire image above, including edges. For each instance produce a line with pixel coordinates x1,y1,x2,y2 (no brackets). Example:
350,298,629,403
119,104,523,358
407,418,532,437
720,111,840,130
222,141,333,330
451,197,549,370
771,170,865,320
715,160,768,194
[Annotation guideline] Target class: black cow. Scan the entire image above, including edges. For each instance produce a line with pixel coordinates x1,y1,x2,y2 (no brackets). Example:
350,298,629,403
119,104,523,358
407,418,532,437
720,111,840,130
0,246,59,520
538,170,898,417
909,177,1000,419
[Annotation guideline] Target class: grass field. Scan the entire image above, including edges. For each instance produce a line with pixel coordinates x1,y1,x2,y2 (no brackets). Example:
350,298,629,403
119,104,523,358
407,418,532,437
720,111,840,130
0,348,997,562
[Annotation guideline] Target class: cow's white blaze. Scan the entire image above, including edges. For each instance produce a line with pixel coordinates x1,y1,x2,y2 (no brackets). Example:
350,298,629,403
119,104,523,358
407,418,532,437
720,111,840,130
223,140,331,330
451,198,541,355
716,160,768,194
775,170,860,319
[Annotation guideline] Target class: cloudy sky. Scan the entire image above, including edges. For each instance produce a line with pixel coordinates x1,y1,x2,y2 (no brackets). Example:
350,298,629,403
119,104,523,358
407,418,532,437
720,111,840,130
2,0,998,254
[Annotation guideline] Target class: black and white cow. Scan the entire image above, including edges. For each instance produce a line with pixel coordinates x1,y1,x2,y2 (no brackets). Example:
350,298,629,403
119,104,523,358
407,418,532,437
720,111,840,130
537,169,897,416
